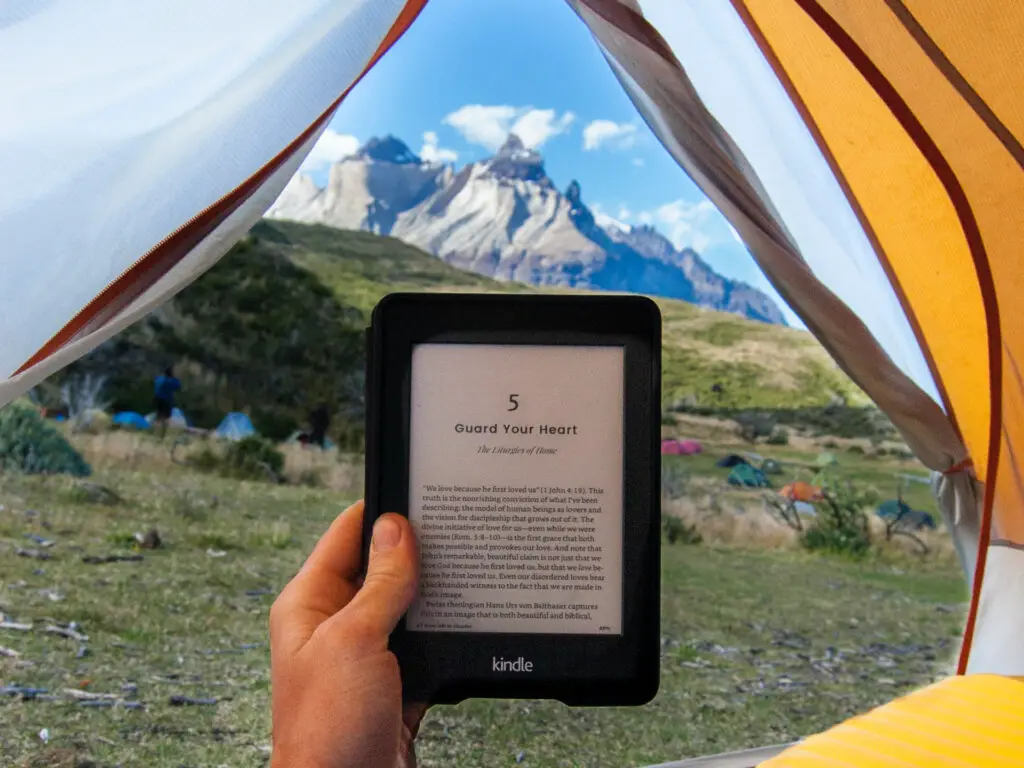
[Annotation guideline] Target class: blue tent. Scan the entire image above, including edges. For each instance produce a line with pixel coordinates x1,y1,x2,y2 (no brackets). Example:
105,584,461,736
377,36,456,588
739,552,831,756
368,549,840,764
112,411,151,430
216,412,256,441
146,406,189,428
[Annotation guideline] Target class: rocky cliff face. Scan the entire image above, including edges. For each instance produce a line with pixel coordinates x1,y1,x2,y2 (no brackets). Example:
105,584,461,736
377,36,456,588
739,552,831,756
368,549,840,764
268,134,786,324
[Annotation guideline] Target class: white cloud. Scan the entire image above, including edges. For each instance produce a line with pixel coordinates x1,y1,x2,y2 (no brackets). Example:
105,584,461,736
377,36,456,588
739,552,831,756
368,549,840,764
638,211,654,225
582,120,638,151
617,205,632,221
419,131,458,164
300,129,359,172
644,199,729,253
443,105,575,150
632,158,645,167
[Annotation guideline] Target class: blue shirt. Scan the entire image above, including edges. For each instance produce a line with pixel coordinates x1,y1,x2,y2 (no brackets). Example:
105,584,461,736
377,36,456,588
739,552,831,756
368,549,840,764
154,375,181,401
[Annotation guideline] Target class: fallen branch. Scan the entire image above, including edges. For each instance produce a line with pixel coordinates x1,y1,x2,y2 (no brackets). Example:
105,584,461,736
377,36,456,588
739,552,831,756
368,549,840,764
0,621,32,632
0,646,21,657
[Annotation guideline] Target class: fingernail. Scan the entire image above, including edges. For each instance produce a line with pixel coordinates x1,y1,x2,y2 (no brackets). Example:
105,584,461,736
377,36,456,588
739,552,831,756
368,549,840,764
373,516,402,552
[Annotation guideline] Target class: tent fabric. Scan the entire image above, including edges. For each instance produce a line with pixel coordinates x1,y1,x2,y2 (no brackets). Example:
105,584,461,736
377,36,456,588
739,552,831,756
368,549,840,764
0,0,426,402
815,451,838,467
147,407,189,428
661,438,702,455
728,464,770,488
716,454,749,468
781,482,824,503
216,412,257,441
112,412,150,430
687,0,1022,674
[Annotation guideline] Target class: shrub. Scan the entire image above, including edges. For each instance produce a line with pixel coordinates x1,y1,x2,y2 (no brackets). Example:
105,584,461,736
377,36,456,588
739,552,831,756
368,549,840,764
766,428,790,445
189,436,285,482
800,480,876,558
222,437,285,481
0,405,91,476
296,468,324,488
662,515,702,545
661,459,690,500
734,411,776,443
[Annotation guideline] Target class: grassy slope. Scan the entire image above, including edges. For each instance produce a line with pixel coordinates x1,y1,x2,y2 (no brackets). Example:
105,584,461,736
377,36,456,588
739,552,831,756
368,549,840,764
258,221,863,411
0,454,964,767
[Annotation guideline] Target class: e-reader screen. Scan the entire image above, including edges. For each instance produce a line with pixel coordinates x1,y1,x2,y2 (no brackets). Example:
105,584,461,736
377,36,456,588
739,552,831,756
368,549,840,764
407,343,624,636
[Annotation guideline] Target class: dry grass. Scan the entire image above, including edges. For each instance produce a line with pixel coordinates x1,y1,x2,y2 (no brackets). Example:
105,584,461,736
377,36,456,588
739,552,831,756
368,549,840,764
67,429,364,496
276,443,364,494
664,491,958,569
666,496,799,549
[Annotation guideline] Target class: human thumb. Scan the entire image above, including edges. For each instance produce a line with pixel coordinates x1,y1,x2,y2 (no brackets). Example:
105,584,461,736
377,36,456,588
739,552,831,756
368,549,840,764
338,513,419,643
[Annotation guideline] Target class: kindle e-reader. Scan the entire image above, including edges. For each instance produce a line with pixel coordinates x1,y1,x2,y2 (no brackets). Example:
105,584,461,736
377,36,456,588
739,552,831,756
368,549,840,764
363,292,661,706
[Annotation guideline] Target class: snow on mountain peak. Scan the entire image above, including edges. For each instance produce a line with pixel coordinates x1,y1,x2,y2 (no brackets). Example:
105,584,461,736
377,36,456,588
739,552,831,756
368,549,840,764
483,133,549,184
267,134,786,324
593,210,631,233
357,135,420,165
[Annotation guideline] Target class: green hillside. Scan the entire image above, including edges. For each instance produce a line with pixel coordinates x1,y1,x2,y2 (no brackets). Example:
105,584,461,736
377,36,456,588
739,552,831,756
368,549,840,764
54,220,873,440
262,220,863,411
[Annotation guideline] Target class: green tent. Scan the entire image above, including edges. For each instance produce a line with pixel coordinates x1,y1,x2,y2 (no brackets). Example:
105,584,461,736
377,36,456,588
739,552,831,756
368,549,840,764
728,463,770,488
816,451,839,467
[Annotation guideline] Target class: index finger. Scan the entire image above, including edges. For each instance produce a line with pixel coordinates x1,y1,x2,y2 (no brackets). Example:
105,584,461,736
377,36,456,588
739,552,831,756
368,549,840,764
270,500,365,655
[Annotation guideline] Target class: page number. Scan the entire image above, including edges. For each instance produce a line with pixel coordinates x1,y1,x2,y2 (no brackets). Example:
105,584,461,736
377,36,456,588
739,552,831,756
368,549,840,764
508,394,520,411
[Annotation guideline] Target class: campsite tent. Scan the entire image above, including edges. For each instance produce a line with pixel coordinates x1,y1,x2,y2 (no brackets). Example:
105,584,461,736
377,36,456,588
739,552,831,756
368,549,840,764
215,412,256,442
815,451,839,467
661,438,702,456
715,454,749,469
147,407,189,429
727,463,770,489
781,481,825,503
877,499,937,531
1,1,1022,762
112,412,150,430
761,459,784,475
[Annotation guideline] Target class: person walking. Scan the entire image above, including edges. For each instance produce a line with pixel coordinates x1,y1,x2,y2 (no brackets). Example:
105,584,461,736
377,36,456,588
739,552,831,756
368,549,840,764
153,366,181,437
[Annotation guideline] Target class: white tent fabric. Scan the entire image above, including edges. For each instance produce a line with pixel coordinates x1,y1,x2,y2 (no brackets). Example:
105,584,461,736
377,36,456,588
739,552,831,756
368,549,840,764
0,0,413,393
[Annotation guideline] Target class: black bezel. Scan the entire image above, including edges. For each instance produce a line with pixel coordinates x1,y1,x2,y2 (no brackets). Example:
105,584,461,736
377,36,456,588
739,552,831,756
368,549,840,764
363,292,661,706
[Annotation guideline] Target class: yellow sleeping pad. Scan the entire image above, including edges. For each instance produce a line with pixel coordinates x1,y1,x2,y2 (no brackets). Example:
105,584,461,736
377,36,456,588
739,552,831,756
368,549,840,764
761,675,1024,766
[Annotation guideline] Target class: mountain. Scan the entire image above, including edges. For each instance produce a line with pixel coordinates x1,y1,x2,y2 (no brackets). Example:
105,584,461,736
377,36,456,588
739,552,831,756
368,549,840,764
268,135,786,325
52,221,860,441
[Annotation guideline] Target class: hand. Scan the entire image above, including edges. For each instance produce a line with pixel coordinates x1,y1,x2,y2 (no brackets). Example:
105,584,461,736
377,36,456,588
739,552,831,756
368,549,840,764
270,501,425,768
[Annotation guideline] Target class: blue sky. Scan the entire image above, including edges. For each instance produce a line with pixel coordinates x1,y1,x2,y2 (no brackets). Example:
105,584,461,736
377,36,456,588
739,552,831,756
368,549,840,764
302,0,796,323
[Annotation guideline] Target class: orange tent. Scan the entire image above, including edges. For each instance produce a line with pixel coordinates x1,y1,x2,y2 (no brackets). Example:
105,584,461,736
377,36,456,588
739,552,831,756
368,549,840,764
780,481,825,503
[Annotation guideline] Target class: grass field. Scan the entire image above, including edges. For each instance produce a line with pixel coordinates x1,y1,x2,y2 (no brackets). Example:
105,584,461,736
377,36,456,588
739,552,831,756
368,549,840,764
0,431,967,767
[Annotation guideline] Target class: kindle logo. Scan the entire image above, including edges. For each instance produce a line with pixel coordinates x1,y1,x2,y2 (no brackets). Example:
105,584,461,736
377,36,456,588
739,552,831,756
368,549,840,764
492,656,534,673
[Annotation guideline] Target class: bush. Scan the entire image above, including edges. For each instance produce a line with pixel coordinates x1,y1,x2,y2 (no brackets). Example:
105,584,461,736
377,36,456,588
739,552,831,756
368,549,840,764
734,411,776,443
661,459,690,500
0,405,91,476
189,436,285,482
222,437,285,481
662,515,702,545
766,428,790,445
800,480,875,558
